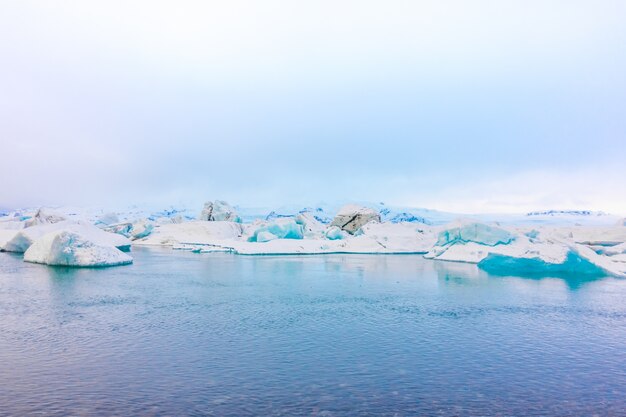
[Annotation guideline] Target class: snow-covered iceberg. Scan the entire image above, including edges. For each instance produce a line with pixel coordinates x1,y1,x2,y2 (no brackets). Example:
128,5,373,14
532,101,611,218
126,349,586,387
105,220,154,240
330,205,380,234
3,221,131,253
24,208,66,228
435,222,514,246
426,221,626,278
136,220,243,246
200,200,241,222
24,231,132,267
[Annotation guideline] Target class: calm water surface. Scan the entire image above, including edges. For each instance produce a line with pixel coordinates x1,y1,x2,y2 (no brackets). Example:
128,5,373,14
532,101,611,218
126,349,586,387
1,247,625,416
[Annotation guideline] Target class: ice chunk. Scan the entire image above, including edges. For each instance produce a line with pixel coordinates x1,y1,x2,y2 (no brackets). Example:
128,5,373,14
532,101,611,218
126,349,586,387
330,205,381,234
0,229,18,250
478,251,606,277
436,222,514,247
96,212,119,226
136,221,243,246
24,231,132,267
128,220,154,239
24,208,66,228
256,231,278,242
248,218,304,242
295,212,326,239
325,226,348,240
105,220,154,240
3,221,131,253
200,200,241,222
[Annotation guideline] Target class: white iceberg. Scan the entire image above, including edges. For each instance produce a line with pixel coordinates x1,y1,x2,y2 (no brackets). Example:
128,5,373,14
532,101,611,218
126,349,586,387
3,221,131,253
330,205,381,234
426,221,626,278
136,220,243,246
435,221,514,246
104,219,155,240
295,212,326,239
200,200,241,222
24,231,132,267
24,208,66,228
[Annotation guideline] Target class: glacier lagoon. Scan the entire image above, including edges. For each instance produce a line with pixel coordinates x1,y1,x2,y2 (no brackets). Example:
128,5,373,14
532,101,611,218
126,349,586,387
1,247,626,416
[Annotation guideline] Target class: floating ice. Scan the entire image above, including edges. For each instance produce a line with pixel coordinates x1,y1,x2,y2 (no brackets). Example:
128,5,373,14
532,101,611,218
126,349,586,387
200,200,241,222
295,212,326,239
138,221,243,246
24,231,132,267
330,205,380,234
24,208,66,228
436,222,514,247
248,218,304,242
256,231,278,242
478,251,606,277
325,226,348,240
3,221,131,253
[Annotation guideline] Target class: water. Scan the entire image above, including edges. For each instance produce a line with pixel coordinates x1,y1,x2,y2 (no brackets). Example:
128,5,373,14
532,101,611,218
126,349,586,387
1,247,625,416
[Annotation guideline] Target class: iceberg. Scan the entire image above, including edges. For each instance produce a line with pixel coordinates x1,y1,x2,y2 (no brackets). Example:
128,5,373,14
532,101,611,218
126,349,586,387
325,226,348,240
436,221,514,247
104,220,154,240
295,212,326,239
24,231,132,267
24,208,66,228
478,251,606,277
200,200,241,222
330,205,381,234
3,221,131,253
247,218,304,242
136,220,243,246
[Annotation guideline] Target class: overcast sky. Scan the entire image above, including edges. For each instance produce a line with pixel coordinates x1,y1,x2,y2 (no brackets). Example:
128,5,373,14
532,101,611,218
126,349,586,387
1,1,625,214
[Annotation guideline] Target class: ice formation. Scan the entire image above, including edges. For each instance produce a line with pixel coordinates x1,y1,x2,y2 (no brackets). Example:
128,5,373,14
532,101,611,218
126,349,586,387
24,208,66,228
24,231,132,267
247,218,304,242
2,221,131,253
325,226,348,240
425,221,626,278
330,205,381,234
1,200,624,278
435,222,514,246
137,221,243,246
200,200,241,222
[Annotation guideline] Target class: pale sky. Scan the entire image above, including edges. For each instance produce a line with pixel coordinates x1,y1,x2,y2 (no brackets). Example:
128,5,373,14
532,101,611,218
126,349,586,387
1,1,625,214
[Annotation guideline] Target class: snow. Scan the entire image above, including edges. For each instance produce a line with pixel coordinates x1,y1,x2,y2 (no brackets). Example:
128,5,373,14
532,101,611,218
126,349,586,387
135,221,243,246
330,205,381,234
435,221,514,246
200,200,241,222
24,208,66,228
24,231,132,267
2,221,131,253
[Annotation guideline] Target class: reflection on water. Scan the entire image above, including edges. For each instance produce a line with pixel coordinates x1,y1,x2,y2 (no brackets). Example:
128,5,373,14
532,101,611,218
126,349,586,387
1,247,625,417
